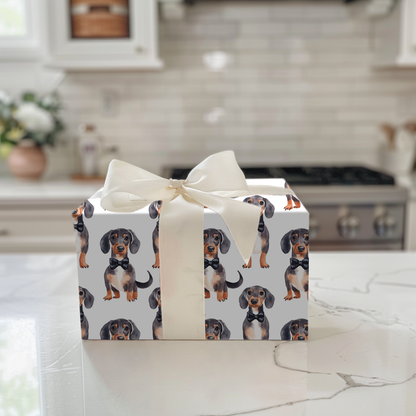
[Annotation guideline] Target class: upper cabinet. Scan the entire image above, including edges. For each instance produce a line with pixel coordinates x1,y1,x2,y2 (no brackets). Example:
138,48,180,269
373,0,416,68
45,0,163,71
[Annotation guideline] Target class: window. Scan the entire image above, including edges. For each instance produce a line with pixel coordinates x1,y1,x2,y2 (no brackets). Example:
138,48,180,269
0,0,28,38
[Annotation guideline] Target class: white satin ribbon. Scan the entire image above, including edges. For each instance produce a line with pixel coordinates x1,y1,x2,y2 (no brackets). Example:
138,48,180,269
100,151,293,339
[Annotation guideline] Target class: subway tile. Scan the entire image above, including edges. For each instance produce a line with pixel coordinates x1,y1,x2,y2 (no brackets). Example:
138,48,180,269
240,22,286,36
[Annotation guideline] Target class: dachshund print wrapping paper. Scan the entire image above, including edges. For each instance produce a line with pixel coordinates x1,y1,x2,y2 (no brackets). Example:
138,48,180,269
74,178,308,341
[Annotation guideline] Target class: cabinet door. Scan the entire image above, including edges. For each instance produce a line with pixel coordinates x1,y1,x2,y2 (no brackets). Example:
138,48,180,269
46,0,163,70
0,208,75,253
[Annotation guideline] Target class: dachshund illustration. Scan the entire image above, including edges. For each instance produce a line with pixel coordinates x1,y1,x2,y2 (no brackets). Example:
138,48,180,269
149,287,163,340
79,285,94,340
239,285,275,340
72,200,94,268
280,319,308,341
280,228,309,301
242,195,275,269
100,319,141,340
205,319,231,340
100,228,153,302
204,228,244,302
149,200,163,268
284,181,301,211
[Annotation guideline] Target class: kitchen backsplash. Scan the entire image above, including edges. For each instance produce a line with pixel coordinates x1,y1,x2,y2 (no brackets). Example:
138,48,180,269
4,0,416,178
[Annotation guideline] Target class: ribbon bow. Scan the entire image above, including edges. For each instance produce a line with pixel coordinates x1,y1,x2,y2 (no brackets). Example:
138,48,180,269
290,257,309,270
109,257,130,270
100,151,293,340
247,310,265,323
204,258,220,270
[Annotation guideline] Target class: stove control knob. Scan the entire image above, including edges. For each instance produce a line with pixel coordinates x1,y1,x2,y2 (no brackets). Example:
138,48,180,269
337,207,360,238
374,205,396,237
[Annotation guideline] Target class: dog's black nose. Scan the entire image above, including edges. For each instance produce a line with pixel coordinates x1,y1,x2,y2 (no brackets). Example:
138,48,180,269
207,336,215,340
117,245,124,252
72,210,77,215
207,246,215,253
297,336,305,341
297,246,305,252
251,299,258,305
117,336,125,340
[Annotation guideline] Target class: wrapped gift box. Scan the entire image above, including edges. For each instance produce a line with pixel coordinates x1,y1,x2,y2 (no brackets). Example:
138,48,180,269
74,156,309,341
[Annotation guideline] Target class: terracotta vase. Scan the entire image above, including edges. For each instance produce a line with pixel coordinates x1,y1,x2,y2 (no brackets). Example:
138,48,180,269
7,142,47,180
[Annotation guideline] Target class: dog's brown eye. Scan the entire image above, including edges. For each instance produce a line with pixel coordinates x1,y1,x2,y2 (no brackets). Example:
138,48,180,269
79,291,84,296
305,236,309,241
157,200,162,205
259,291,264,296
247,200,252,204
157,290,160,296
259,200,264,205
214,236,219,242
247,290,252,295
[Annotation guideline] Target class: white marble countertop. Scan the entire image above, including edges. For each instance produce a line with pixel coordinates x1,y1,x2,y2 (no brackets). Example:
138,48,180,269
0,251,415,415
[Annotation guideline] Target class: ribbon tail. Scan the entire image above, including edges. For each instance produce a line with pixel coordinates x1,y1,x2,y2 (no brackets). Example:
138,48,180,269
159,195,205,340
184,188,260,265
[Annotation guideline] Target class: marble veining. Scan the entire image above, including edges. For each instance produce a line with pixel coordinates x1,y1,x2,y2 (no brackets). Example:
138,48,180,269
0,252,415,415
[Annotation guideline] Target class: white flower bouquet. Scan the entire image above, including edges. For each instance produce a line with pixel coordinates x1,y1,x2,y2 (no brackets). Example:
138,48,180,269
0,91,64,157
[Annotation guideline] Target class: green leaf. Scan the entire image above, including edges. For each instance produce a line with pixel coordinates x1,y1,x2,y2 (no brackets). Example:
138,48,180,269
21,92,36,102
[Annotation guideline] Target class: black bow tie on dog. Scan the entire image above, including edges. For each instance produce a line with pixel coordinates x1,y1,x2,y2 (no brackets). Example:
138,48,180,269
290,257,309,270
258,214,264,233
109,257,130,270
204,258,220,270
247,310,265,323
74,217,84,233
156,308,162,322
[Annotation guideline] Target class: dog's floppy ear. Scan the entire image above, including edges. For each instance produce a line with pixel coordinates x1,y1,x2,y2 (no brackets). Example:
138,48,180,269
149,201,159,219
218,320,231,340
84,287,94,309
263,197,275,218
239,288,249,309
148,287,160,309
280,321,292,341
128,229,141,254
128,320,141,340
264,287,275,309
84,200,95,219
100,230,112,254
218,229,231,254
280,230,292,254
100,321,111,340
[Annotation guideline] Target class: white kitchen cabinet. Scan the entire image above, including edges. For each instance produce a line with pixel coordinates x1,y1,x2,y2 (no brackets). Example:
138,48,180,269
0,179,100,254
373,0,416,67
45,0,163,71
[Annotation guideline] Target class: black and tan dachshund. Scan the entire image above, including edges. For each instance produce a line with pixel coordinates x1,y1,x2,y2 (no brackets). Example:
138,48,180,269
280,319,308,341
239,285,275,340
280,228,309,301
242,195,275,269
205,319,231,340
79,285,94,340
204,228,243,302
284,181,301,211
100,319,141,340
72,200,94,268
149,200,163,268
148,287,163,340
100,228,153,302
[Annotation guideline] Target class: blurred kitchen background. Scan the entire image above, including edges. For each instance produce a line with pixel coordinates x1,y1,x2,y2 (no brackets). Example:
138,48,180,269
1,0,416,252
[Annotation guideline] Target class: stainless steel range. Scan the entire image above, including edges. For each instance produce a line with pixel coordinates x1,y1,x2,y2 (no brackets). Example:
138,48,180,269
165,166,408,251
